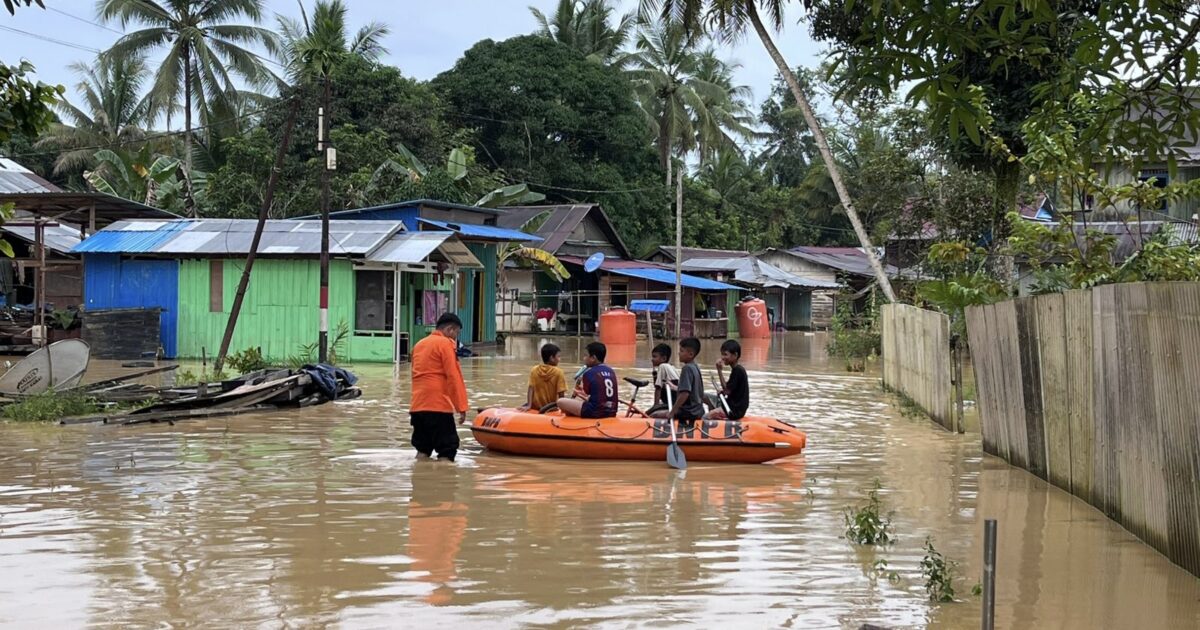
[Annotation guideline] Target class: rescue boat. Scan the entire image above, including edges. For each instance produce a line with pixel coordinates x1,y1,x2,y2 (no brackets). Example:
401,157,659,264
470,408,806,464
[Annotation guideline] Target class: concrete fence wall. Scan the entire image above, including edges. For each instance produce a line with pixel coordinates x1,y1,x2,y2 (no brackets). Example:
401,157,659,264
881,303,955,431
965,282,1200,576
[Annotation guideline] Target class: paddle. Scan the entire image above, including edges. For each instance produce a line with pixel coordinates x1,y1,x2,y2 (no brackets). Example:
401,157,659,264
710,374,731,416
664,383,686,469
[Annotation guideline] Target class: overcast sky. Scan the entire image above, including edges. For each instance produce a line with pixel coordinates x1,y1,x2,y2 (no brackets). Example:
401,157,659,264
0,0,827,120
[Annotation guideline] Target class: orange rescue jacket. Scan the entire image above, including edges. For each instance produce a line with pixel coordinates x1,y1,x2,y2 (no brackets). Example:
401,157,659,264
410,330,468,413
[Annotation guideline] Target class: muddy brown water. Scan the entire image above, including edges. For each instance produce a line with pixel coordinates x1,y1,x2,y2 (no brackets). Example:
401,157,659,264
1,333,1198,629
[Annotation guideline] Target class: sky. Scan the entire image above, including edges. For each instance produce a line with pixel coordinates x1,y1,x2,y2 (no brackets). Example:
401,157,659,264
0,0,828,121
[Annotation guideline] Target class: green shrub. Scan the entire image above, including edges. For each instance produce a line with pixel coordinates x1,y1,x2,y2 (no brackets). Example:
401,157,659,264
828,300,881,372
920,537,958,602
3,391,100,422
226,347,269,374
844,480,894,545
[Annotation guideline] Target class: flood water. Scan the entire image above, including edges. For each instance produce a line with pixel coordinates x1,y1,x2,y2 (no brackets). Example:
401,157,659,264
1,333,1198,629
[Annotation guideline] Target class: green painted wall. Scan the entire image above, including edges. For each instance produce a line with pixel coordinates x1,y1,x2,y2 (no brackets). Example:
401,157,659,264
455,244,497,344
177,258,393,364
726,290,739,335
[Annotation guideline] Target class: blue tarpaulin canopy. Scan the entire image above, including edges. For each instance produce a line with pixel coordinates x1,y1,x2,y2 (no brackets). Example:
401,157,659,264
605,267,739,291
629,299,671,313
417,218,541,242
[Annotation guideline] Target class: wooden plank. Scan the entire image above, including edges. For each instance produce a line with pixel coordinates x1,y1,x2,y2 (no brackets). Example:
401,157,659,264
1063,289,1094,501
1035,292,1071,490
1092,284,1122,519
966,304,1002,455
995,299,1029,469
1114,283,1152,544
1151,283,1200,575
1016,297,1048,479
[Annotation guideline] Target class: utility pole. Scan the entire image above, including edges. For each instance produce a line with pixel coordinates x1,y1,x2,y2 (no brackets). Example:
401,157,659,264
674,166,683,339
318,78,335,363
214,97,301,375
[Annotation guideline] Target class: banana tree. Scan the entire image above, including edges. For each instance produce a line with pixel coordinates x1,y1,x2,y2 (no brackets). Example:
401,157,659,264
85,146,201,211
497,210,570,328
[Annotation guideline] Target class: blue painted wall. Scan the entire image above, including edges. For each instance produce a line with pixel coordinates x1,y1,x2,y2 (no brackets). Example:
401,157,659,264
83,254,180,357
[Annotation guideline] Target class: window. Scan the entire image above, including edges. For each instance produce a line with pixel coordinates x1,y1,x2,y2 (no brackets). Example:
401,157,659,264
355,269,394,332
611,283,628,307
209,260,223,312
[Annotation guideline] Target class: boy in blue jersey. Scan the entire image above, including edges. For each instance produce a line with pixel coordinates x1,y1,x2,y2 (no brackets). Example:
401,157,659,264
557,342,620,418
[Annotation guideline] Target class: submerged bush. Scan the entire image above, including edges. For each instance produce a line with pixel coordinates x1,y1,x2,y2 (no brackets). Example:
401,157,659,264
920,537,958,602
844,480,894,545
3,391,101,422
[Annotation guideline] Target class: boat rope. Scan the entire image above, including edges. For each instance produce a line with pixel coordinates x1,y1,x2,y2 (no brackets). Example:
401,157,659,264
550,418,601,431
593,421,655,441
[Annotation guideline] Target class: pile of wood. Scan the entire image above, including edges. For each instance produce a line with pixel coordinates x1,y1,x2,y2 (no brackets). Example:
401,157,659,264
61,367,361,426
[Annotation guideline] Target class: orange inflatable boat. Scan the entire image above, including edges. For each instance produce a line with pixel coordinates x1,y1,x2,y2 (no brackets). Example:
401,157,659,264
470,408,806,464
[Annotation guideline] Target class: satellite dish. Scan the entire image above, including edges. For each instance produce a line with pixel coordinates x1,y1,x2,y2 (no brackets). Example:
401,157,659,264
584,252,605,273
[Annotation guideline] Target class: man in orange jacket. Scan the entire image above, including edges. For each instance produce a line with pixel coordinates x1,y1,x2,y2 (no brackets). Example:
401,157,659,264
410,312,469,461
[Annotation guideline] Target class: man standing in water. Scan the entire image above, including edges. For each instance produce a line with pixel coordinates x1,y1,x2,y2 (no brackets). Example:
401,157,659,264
410,313,469,461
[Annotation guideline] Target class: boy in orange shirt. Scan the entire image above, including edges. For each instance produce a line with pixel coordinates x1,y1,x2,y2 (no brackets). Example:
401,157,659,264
409,313,469,461
519,343,567,412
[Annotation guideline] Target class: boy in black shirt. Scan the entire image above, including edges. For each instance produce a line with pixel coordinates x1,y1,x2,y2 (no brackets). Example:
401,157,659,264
710,339,749,420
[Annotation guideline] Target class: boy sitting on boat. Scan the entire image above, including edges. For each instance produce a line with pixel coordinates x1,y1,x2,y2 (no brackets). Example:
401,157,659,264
647,343,679,416
519,343,567,412
557,342,620,419
708,339,749,420
664,337,705,423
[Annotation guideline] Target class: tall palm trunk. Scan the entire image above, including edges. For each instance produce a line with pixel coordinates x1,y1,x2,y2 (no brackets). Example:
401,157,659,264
183,51,195,217
659,105,673,182
746,3,897,303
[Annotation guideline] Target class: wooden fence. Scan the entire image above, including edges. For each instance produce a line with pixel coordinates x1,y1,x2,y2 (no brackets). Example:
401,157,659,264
965,282,1200,576
881,303,956,431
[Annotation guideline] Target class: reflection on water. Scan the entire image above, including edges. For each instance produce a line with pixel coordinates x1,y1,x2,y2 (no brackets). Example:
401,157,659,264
0,333,1198,628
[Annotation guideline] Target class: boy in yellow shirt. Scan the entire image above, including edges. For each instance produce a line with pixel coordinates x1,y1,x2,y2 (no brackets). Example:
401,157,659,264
519,343,568,412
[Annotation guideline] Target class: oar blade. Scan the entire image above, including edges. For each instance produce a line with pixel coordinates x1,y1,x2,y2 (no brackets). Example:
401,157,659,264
667,442,687,470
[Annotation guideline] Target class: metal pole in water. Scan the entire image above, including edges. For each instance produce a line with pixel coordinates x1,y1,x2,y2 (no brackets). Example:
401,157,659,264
982,519,997,630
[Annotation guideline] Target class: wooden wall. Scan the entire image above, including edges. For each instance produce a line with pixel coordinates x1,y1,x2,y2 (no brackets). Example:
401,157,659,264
966,282,1200,576
881,303,955,430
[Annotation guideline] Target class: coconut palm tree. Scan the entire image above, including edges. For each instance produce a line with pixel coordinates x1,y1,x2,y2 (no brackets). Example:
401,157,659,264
35,54,157,176
277,0,389,83
97,0,280,216
625,19,754,179
530,0,634,64
642,0,898,302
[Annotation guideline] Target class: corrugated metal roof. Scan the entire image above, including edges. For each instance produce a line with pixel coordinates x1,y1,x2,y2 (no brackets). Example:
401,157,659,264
72,219,404,255
499,204,633,258
558,255,673,270
417,218,540,242
605,267,740,291
655,246,750,261
297,198,505,219
680,257,841,289
72,220,192,253
368,232,452,263
784,246,903,278
2,222,83,254
0,158,59,193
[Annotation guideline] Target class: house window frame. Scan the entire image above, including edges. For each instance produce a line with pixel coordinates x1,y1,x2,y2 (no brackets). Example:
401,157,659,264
353,264,396,336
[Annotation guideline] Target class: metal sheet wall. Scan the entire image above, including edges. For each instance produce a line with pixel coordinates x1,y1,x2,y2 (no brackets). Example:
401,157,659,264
82,254,180,357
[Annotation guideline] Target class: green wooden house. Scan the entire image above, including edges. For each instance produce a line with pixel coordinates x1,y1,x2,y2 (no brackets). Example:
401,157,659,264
74,219,493,363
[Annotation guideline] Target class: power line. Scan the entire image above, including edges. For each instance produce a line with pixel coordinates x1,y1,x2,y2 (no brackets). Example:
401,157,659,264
0,25,101,54
48,7,124,35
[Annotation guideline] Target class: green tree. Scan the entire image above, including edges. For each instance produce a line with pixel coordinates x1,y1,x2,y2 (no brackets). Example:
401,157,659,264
625,19,753,175
432,35,665,248
97,0,280,215
807,0,1200,223
529,0,633,64
35,54,157,177
644,0,898,301
0,60,61,145
278,0,389,83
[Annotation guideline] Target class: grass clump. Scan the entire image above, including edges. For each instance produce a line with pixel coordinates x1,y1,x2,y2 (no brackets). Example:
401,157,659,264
3,391,101,422
844,480,894,545
920,537,958,602
226,347,269,374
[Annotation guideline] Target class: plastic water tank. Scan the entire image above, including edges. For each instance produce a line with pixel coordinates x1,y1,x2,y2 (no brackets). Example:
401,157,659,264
736,298,771,339
598,308,637,344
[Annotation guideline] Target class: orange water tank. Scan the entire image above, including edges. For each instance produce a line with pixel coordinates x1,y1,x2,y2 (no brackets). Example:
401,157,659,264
736,298,771,339
598,308,637,344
